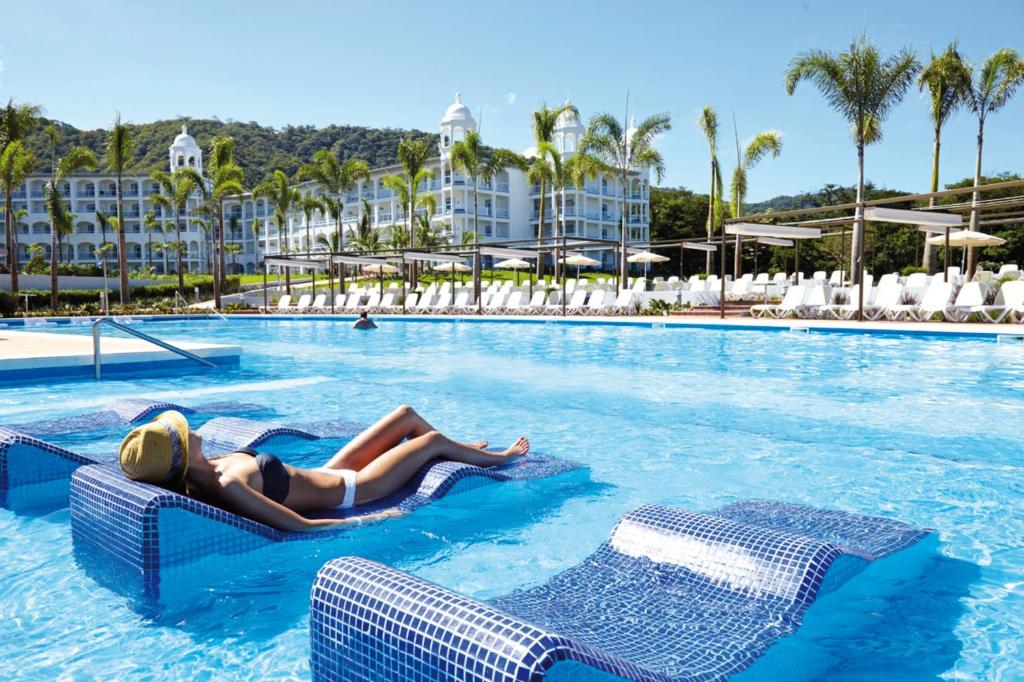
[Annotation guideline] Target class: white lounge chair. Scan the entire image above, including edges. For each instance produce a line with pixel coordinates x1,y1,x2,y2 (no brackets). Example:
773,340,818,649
447,291,472,314
428,292,452,314
523,290,547,314
484,291,509,314
944,282,990,322
819,284,868,320
273,294,292,313
564,289,589,315
887,281,953,321
975,281,1024,323
291,294,312,313
309,294,327,312
607,290,637,316
750,285,806,319
502,291,526,314
796,285,831,319
582,289,606,315
373,292,395,313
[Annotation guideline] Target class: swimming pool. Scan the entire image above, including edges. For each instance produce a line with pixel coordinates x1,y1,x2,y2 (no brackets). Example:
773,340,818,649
1,317,1021,679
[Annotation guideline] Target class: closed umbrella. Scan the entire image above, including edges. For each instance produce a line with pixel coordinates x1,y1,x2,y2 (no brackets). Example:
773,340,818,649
564,253,600,279
927,230,1006,280
495,257,531,286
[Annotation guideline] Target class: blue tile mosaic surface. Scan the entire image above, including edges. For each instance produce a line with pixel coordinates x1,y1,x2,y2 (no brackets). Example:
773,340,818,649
70,456,581,595
0,405,351,511
309,502,933,682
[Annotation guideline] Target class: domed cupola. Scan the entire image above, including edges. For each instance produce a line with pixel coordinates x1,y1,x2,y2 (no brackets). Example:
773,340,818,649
554,100,584,155
169,123,203,173
439,92,477,156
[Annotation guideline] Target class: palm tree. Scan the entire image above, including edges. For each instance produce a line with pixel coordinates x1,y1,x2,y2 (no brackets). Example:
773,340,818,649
382,138,432,283
95,210,111,275
580,111,671,293
729,130,783,276
143,210,159,269
193,218,212,276
529,102,579,280
349,200,381,252
0,141,36,292
299,194,325,254
251,218,262,271
0,99,41,292
149,167,204,294
449,129,526,290
206,136,245,307
224,243,243,274
962,48,1024,278
785,34,920,288
697,107,720,274
918,43,972,273
530,142,600,282
44,126,97,310
106,113,136,303
298,150,369,252
253,169,301,293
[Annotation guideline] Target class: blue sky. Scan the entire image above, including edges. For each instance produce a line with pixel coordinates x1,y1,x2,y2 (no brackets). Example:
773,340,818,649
1,0,1021,201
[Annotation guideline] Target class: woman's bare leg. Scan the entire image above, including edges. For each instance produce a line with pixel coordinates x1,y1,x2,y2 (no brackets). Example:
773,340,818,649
325,405,490,471
353,431,529,505
324,404,434,471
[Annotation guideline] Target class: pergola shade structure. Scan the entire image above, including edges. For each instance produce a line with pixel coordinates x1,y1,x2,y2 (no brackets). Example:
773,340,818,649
863,207,965,282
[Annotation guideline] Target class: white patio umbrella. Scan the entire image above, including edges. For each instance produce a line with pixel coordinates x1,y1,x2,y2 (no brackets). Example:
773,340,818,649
494,258,531,285
563,253,600,279
434,260,472,285
363,263,398,296
627,250,670,277
927,230,1006,279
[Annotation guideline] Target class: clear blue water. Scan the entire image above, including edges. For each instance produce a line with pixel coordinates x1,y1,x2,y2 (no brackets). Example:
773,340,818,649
1,318,1022,680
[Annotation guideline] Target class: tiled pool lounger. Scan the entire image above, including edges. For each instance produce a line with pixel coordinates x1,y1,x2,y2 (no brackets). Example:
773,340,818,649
0,403,353,510
70,455,581,595
310,501,935,682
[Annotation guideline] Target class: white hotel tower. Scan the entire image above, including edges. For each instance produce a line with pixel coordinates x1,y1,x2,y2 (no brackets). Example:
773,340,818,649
2,94,650,275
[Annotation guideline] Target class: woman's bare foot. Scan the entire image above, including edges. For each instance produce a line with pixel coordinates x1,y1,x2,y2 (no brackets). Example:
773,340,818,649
500,437,529,459
465,439,489,450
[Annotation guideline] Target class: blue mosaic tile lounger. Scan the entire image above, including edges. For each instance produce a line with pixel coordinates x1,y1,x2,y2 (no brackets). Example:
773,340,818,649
70,455,580,596
0,410,353,510
309,501,936,682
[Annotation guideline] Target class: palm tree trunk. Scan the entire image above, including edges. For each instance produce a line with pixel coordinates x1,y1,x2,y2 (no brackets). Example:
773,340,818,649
50,223,58,311
922,127,942,273
733,188,743,278
408,184,417,286
854,143,866,318
116,176,129,304
5,195,16,293
620,173,628,294
705,165,714,274
175,209,184,295
966,117,985,280
553,186,561,283
472,179,480,308
537,179,546,282
214,201,223,308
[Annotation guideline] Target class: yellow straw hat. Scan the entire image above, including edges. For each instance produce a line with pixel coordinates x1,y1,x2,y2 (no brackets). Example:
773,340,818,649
118,410,191,485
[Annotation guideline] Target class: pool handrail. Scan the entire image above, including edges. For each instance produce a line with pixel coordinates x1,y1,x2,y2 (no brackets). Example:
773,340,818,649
92,316,214,379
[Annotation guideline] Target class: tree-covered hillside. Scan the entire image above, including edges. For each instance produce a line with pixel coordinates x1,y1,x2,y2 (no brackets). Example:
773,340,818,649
22,117,438,186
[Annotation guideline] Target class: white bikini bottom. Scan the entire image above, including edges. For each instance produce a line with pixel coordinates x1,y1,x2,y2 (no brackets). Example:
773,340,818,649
315,467,357,509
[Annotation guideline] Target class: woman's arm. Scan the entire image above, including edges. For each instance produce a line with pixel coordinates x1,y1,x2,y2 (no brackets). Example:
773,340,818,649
218,476,405,532
218,475,345,532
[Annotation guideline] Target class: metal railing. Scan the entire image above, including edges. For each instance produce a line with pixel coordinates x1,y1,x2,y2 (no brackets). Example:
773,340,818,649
92,317,214,379
174,291,190,315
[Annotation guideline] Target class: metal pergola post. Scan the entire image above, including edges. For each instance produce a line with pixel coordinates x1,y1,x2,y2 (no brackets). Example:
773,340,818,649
401,254,407,314
262,262,268,311
719,212,727,320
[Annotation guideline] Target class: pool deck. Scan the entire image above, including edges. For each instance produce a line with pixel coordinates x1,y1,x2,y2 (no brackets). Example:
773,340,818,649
0,329,241,381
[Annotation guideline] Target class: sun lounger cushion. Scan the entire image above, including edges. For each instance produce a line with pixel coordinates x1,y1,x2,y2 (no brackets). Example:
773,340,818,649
310,501,933,682
70,455,581,595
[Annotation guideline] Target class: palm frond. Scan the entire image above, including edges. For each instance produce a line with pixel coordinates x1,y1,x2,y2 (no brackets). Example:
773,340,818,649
56,146,98,180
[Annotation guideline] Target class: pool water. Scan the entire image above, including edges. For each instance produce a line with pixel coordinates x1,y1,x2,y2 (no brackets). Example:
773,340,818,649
1,318,1022,680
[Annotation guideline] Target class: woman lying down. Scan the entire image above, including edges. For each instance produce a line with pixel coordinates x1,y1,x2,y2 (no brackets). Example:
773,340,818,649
118,405,529,531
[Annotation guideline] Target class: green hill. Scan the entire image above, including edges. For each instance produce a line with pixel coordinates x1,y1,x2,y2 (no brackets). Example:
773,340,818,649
22,117,439,186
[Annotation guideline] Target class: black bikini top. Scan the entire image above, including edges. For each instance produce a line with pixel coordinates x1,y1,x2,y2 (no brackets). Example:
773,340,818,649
234,446,290,504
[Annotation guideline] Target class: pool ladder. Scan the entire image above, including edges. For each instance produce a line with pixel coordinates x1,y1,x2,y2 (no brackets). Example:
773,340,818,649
92,317,215,380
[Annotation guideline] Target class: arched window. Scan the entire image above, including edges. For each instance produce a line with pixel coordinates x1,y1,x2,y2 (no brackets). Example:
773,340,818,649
565,135,575,153
177,155,185,167
443,135,450,147
453,127,464,142
187,156,195,167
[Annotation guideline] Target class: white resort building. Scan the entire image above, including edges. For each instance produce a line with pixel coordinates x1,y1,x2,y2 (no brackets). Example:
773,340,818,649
1,94,651,274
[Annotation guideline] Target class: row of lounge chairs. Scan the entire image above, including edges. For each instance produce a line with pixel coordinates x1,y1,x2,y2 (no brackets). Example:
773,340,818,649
752,279,1024,323
271,287,639,316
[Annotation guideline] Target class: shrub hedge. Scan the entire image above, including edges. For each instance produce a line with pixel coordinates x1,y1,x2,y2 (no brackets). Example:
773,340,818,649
0,275,240,315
